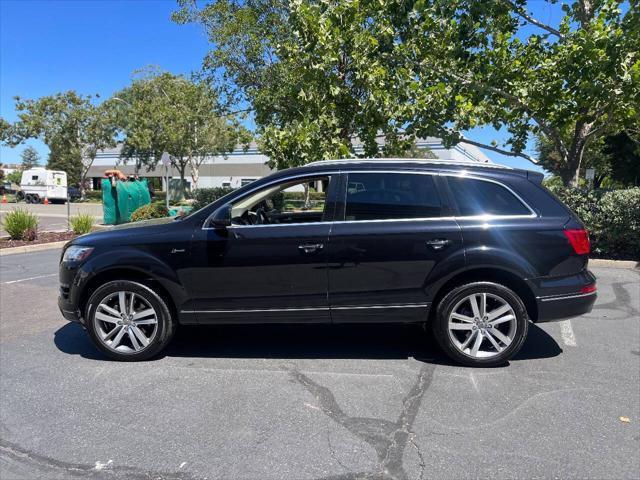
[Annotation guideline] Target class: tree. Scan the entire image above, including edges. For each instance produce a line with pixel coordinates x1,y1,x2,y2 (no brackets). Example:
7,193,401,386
387,0,639,186
6,169,22,185
174,1,417,168
605,131,640,186
398,144,438,160
47,135,83,186
175,0,639,184
110,68,249,196
1,92,116,196
537,133,612,188
20,146,40,170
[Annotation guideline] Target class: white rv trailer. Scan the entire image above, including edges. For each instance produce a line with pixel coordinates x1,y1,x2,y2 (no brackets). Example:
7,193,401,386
18,168,68,203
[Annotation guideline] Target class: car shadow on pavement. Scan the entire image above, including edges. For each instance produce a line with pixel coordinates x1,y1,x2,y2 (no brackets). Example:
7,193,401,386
53,321,561,365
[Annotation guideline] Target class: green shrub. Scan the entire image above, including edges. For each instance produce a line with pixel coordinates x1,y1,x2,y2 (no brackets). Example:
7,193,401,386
130,202,169,222
153,191,167,202
84,190,103,202
1,208,38,240
281,191,326,201
547,185,640,259
69,213,94,235
192,187,235,210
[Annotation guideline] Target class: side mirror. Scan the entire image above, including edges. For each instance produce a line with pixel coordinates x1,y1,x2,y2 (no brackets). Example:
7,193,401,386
210,203,232,229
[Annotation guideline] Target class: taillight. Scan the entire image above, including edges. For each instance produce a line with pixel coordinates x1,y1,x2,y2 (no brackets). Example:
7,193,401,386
581,284,597,294
564,228,590,255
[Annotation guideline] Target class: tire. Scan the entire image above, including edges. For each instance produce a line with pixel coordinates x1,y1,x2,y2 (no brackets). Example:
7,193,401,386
432,282,529,367
16,191,24,202
85,280,176,361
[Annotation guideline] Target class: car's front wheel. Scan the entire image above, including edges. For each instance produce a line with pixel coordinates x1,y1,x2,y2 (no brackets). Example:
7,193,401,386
85,280,176,361
432,282,529,367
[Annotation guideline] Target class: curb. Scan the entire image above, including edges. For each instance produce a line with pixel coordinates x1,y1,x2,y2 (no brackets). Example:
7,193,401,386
0,240,68,256
590,258,639,270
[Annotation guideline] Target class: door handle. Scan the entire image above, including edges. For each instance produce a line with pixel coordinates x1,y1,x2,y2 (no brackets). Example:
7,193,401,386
425,239,451,250
298,243,324,254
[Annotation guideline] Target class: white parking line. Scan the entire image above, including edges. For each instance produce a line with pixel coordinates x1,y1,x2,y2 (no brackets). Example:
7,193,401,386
3,273,57,284
559,320,577,346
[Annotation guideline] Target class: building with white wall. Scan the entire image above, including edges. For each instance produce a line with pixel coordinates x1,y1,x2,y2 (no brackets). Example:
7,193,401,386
85,137,491,190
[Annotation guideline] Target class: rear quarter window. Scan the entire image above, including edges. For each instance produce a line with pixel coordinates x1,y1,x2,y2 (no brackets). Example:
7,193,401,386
448,177,531,216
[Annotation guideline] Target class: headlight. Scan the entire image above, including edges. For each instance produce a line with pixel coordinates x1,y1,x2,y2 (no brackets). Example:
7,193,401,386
62,245,94,263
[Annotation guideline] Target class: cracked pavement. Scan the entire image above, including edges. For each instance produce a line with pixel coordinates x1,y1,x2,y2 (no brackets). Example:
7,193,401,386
1,249,639,479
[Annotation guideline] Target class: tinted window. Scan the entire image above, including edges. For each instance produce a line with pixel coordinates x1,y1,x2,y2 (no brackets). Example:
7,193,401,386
448,177,531,216
345,173,442,220
230,176,329,225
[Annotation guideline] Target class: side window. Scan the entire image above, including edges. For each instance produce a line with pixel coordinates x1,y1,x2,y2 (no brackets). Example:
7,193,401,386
231,176,330,225
447,177,531,216
344,173,442,221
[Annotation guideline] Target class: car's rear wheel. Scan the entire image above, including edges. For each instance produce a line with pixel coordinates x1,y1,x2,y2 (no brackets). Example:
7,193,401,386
85,280,176,361
432,282,529,367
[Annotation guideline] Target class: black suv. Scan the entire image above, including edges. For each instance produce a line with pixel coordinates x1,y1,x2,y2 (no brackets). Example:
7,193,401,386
58,159,596,366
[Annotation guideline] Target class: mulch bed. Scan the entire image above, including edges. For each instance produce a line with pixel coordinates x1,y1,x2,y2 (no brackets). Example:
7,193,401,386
0,231,77,249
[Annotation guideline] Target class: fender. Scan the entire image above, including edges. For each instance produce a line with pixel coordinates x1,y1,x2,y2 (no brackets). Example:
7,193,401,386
73,247,190,317
424,244,537,303
463,245,538,280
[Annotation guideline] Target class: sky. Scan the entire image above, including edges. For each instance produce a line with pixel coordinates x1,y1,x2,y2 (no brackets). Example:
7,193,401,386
0,0,562,172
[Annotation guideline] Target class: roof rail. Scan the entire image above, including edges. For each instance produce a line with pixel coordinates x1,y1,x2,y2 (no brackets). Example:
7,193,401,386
306,158,513,170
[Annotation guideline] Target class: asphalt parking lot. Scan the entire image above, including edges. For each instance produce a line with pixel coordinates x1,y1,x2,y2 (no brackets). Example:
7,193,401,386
0,249,638,480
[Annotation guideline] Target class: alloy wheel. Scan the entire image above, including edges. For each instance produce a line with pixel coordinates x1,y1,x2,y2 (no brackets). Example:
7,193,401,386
447,292,517,359
93,291,158,354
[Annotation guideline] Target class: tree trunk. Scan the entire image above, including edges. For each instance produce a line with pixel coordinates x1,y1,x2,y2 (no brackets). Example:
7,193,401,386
565,123,591,187
303,183,310,209
189,158,200,192
177,162,187,201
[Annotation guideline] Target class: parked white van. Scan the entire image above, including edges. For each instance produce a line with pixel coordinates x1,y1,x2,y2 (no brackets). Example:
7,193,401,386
18,168,68,203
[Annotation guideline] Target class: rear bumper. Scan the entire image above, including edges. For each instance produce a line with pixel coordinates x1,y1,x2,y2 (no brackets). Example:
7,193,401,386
535,291,597,322
529,269,597,322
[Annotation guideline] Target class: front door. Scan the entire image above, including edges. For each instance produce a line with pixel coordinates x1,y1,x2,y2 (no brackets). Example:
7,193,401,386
187,174,336,324
327,171,464,323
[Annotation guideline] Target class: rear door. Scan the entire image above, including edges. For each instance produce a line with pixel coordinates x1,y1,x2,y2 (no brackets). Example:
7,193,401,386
327,171,464,323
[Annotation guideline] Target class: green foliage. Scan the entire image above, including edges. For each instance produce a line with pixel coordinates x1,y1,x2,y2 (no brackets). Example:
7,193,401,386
69,213,94,235
539,131,640,187
20,146,40,169
605,132,640,187
397,145,439,160
547,185,640,259
1,91,116,190
1,208,38,240
192,186,235,210
176,0,639,182
47,136,82,185
130,202,169,222
84,190,103,202
108,67,250,197
6,169,22,184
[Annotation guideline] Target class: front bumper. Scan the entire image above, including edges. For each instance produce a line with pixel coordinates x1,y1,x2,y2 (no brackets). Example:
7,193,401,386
530,269,597,322
58,256,86,324
58,289,83,323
